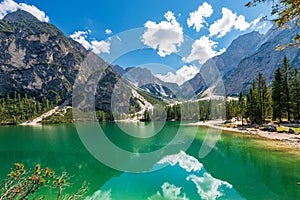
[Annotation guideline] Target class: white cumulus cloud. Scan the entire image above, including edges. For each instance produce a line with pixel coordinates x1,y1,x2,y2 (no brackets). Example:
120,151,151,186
70,31,92,49
148,182,189,200
157,150,203,172
155,65,200,86
0,0,49,22
142,11,184,57
70,30,110,54
187,2,213,32
256,21,268,30
234,15,250,31
187,174,232,200
250,16,262,28
91,40,110,54
85,189,112,200
105,29,113,35
209,8,250,38
250,15,269,31
183,36,226,64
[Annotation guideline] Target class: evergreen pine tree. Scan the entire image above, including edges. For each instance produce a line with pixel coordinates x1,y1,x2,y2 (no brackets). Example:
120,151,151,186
281,56,292,121
143,109,151,121
246,81,259,124
238,91,246,125
225,96,232,121
290,68,300,120
265,87,273,120
256,72,268,124
272,68,284,123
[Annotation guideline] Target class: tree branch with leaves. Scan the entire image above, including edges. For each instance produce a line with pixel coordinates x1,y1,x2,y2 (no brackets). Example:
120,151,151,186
0,163,89,200
246,0,300,48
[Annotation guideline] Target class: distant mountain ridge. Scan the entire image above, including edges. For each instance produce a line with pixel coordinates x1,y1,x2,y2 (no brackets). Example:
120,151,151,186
112,65,180,98
178,26,299,96
224,25,300,95
178,31,263,98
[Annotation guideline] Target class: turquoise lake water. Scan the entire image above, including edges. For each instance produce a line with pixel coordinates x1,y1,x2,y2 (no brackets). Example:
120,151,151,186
0,122,299,199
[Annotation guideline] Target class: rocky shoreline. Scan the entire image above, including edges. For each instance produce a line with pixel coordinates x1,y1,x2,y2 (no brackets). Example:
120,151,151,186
189,120,300,149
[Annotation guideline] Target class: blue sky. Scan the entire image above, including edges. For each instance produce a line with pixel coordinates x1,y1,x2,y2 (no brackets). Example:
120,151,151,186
0,0,273,84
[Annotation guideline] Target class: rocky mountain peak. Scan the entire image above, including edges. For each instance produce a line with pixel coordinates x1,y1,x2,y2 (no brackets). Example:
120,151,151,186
224,25,300,95
179,30,264,98
3,10,40,24
225,31,263,56
0,10,89,103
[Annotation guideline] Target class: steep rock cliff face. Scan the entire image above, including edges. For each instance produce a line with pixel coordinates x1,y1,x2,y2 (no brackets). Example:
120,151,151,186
0,10,87,101
210,31,263,77
224,26,300,95
0,10,132,112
